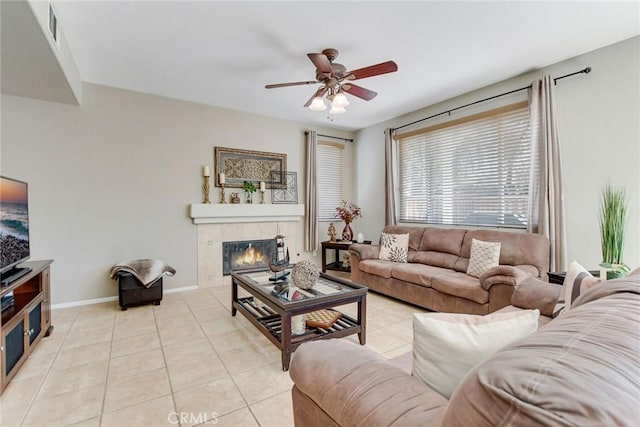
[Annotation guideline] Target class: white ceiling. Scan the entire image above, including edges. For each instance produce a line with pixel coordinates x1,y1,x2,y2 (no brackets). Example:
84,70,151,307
51,1,639,131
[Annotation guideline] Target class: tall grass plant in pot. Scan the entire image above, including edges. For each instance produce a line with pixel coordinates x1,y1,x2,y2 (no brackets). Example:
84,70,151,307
599,183,630,279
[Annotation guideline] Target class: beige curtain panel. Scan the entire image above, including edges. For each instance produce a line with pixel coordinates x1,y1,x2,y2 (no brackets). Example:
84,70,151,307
529,76,567,272
384,128,398,226
304,131,319,253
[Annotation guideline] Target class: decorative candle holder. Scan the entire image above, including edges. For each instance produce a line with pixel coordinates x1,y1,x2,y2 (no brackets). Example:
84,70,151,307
220,184,227,204
260,190,266,204
203,176,211,204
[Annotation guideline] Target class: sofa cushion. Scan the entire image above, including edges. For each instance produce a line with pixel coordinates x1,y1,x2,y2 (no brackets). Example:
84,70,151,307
466,239,501,278
412,251,459,270
419,227,466,255
390,263,447,287
431,273,489,304
554,261,601,317
412,309,539,398
359,259,395,279
379,232,409,263
441,279,640,426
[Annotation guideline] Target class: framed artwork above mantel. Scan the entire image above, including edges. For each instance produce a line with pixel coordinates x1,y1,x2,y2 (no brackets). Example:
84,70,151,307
214,147,287,188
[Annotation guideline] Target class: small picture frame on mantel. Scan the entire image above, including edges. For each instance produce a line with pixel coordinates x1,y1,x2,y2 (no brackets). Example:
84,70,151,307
270,171,298,204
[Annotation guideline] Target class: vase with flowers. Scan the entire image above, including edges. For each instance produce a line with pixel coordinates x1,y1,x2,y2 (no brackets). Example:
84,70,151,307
335,201,362,242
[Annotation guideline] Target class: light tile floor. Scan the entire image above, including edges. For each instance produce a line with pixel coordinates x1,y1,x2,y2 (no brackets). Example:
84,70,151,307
0,279,428,427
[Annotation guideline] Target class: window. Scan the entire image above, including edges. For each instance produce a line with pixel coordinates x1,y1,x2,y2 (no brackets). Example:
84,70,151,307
317,142,344,221
397,102,533,228
48,3,59,45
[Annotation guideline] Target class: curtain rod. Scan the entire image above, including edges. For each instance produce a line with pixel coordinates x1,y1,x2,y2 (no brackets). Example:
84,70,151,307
392,67,591,132
305,131,354,143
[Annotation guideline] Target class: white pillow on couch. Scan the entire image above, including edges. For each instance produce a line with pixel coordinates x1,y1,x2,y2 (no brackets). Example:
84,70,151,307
466,238,501,277
412,309,539,398
553,261,601,317
378,232,409,263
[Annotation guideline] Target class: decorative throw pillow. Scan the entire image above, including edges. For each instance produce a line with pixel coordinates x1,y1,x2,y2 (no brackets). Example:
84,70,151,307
412,309,539,398
466,239,501,278
553,261,601,317
378,233,409,263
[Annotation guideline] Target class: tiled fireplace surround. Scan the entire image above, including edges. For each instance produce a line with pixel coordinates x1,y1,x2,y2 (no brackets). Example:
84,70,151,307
191,204,304,288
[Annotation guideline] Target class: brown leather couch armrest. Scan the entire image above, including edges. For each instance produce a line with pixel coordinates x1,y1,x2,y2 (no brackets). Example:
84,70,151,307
510,277,561,317
479,265,539,290
349,243,380,260
290,340,448,427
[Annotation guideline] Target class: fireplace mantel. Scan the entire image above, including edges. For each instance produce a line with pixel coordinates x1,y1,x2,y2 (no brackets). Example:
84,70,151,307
189,203,305,224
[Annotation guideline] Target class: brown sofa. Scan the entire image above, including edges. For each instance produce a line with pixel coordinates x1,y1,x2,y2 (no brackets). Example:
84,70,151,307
290,273,640,426
350,225,549,314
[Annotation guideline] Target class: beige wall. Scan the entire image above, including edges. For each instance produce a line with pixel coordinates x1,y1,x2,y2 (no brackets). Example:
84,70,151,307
355,36,640,271
3,37,637,304
1,83,354,303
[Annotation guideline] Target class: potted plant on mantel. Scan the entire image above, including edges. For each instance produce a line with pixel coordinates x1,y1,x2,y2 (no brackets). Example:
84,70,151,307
599,182,631,279
242,181,256,204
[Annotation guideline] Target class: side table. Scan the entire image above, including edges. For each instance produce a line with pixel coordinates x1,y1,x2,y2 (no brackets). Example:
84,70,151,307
321,241,352,273
547,270,600,285
321,240,371,273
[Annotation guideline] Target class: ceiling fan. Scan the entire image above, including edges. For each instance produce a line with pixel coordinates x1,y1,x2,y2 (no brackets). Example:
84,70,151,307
265,48,398,113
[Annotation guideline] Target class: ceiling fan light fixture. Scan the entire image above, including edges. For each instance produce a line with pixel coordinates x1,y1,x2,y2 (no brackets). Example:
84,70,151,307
329,105,346,115
332,92,349,108
308,96,327,111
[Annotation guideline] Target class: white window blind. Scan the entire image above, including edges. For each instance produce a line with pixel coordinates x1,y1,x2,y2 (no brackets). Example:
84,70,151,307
397,102,533,228
317,142,344,221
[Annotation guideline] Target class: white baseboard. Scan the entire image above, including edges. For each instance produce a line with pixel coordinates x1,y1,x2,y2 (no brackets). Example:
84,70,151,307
165,285,198,294
51,285,199,310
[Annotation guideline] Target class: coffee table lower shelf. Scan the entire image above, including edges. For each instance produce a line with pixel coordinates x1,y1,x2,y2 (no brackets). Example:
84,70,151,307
237,296,360,341
232,294,366,370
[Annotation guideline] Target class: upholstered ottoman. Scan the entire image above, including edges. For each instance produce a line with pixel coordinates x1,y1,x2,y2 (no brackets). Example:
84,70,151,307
116,272,163,310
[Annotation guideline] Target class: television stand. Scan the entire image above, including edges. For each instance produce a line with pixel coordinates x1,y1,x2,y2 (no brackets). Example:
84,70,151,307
1,260,53,394
1,267,33,286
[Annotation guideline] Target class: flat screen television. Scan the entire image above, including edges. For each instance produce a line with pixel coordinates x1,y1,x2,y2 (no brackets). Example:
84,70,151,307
0,176,31,284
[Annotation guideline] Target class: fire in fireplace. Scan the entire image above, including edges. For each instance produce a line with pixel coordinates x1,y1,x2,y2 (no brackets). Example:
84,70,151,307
222,239,276,275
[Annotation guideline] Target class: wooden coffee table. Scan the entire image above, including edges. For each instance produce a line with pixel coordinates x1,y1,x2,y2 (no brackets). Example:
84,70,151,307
231,269,367,370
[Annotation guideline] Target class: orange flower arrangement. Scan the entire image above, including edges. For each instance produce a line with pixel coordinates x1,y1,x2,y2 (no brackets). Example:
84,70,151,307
335,201,362,224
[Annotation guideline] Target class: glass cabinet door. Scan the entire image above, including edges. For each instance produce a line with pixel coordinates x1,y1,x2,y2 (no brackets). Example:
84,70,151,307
28,301,42,345
4,319,25,376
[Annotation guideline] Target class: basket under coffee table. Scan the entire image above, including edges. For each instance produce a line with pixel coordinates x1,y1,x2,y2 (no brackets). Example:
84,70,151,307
231,269,367,371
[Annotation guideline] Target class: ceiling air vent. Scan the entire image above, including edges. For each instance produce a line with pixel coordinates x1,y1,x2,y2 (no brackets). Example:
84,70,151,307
48,3,59,47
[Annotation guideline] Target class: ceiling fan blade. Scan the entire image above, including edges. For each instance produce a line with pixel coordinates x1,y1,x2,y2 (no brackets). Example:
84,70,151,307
307,53,333,74
265,81,318,89
303,87,327,107
341,83,377,101
346,61,398,80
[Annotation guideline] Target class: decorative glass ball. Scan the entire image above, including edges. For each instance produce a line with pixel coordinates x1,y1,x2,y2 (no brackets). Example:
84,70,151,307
292,260,320,289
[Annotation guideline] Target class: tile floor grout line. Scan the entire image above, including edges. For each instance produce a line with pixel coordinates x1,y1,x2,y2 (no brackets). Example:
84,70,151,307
152,297,182,427
16,308,78,426
175,291,243,425
22,307,111,426
183,295,221,425
197,289,257,421
95,309,117,427
206,285,264,426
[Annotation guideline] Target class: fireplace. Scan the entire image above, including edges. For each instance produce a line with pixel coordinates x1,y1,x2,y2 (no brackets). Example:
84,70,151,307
222,239,276,275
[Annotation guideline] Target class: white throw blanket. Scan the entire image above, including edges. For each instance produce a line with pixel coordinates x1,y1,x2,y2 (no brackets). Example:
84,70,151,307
109,259,176,288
